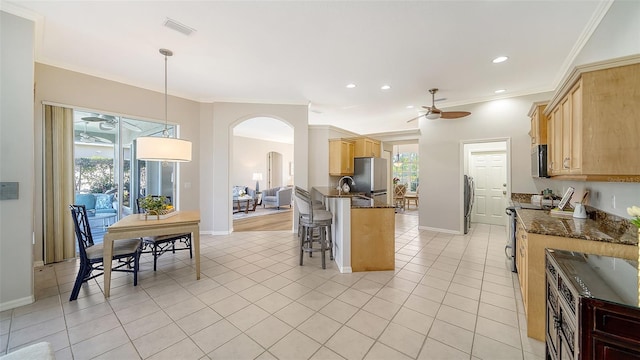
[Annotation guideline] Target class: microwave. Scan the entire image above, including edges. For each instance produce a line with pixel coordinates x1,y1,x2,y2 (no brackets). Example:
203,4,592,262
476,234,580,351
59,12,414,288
531,144,549,177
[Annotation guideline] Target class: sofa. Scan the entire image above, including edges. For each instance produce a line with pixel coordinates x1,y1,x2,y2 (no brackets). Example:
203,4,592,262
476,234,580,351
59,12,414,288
262,186,292,209
74,193,117,216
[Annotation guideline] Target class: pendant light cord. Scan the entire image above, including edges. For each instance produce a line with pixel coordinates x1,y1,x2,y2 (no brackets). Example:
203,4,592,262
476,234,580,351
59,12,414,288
159,48,173,138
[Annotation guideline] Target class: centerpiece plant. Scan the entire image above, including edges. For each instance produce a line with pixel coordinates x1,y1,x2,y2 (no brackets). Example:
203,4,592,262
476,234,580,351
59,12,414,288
139,195,173,215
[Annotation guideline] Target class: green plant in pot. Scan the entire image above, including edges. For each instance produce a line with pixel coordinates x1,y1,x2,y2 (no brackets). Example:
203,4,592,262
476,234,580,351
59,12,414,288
139,195,172,215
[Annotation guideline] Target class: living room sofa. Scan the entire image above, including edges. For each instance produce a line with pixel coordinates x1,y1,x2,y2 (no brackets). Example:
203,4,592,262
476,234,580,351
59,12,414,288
74,193,117,216
262,187,292,209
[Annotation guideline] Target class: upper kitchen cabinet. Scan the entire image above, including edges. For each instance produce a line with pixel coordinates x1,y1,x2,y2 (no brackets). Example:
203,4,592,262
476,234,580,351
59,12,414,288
353,137,381,158
544,58,640,181
528,102,548,147
329,139,355,176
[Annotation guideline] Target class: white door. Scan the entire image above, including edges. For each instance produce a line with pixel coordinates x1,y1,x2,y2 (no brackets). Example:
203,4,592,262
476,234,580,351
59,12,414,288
470,151,507,225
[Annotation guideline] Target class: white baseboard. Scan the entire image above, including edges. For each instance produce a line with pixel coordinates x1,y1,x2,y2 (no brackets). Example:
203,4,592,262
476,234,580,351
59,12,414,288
33,261,44,268
211,230,231,235
337,265,352,274
0,295,34,312
418,225,461,234
200,230,215,235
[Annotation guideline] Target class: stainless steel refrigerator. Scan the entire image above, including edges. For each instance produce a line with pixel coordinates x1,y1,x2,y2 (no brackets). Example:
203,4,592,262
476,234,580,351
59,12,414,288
464,175,475,234
353,157,388,202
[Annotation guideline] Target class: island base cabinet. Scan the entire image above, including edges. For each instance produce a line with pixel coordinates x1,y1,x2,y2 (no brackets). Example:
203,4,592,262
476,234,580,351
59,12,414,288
350,208,394,272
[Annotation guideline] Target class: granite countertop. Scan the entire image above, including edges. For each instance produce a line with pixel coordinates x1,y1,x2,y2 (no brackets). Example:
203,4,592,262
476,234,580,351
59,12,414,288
313,187,394,209
516,208,638,246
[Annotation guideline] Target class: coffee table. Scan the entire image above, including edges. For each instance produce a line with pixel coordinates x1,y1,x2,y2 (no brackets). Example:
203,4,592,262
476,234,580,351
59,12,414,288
234,196,257,214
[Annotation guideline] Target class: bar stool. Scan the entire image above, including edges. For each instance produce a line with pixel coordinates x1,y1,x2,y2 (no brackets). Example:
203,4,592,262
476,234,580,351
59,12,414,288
294,187,333,269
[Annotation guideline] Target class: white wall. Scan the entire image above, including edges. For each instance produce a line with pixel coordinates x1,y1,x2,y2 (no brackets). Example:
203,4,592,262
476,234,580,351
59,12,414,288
571,0,640,68
206,102,308,234
0,11,35,310
232,135,293,189
420,93,551,233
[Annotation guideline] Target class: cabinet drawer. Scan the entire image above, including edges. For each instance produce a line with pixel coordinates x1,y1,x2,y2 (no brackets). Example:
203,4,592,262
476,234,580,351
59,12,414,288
593,338,640,360
593,307,640,345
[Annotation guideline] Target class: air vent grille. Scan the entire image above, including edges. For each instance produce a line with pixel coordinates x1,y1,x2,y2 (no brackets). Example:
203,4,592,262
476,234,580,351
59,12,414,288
163,18,196,36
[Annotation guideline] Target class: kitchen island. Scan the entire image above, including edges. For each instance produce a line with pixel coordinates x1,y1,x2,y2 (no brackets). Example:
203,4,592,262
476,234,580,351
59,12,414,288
313,187,395,273
513,206,638,341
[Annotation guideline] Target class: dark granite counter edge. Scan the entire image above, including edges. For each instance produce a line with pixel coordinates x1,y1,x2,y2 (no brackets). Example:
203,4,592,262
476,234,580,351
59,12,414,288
313,187,395,208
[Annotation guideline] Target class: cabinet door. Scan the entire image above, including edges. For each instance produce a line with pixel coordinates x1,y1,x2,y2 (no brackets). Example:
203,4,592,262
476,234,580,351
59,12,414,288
560,97,571,174
569,81,582,173
329,140,355,176
371,140,381,157
551,107,563,175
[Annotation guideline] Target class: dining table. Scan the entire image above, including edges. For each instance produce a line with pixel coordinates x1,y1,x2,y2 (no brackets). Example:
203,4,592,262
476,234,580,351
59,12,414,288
102,210,201,298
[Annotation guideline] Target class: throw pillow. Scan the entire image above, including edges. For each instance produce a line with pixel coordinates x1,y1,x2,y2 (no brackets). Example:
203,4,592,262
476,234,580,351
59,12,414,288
95,194,114,210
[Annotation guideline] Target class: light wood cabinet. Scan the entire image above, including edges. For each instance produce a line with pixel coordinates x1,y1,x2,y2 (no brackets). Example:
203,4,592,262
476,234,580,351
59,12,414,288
353,137,381,158
516,221,528,313
351,207,395,271
528,102,548,147
515,217,637,341
329,139,354,176
544,62,640,180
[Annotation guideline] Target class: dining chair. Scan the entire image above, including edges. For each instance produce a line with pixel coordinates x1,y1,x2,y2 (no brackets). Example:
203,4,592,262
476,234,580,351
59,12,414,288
69,204,141,301
393,184,407,210
404,185,419,209
136,196,192,271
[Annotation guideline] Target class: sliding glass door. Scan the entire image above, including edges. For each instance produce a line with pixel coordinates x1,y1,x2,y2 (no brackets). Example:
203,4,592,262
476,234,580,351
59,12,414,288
73,111,177,242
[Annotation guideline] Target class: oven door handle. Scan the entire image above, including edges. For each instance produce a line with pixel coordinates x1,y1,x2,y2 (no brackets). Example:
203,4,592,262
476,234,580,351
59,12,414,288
505,245,512,258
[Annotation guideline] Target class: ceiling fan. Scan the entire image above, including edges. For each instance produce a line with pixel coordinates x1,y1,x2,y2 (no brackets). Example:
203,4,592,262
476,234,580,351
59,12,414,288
407,88,471,122
81,114,142,132
76,122,112,144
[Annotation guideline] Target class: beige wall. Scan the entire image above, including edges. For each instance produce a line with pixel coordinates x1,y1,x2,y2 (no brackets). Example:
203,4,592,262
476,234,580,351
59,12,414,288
205,102,308,234
0,11,35,310
232,135,294,189
33,63,201,264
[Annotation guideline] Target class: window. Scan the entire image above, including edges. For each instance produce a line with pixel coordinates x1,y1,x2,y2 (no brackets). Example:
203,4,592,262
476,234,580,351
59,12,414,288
392,146,419,191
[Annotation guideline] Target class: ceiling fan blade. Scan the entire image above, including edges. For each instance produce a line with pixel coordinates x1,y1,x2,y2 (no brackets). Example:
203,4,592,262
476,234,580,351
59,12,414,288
441,111,471,119
406,114,424,123
122,121,142,132
82,116,104,122
93,136,113,144
421,105,432,110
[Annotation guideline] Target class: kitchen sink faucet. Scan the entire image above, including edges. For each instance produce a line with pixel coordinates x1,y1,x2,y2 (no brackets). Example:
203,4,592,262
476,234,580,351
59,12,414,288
337,176,356,194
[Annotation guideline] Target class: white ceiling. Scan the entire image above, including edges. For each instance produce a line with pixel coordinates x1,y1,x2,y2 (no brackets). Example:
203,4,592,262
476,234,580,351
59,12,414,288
5,1,609,135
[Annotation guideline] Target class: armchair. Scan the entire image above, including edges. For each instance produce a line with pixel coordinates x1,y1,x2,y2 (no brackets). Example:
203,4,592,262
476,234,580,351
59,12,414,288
262,187,292,209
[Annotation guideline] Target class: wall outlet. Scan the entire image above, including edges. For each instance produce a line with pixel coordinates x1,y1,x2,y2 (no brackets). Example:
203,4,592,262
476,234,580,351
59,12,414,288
611,195,616,209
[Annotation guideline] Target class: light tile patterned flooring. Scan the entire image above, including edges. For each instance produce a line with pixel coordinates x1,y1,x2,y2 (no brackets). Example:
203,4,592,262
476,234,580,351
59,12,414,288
1,214,545,359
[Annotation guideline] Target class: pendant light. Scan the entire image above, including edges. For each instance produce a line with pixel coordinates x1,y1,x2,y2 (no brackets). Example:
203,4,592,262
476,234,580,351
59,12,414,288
136,48,192,162
393,145,402,167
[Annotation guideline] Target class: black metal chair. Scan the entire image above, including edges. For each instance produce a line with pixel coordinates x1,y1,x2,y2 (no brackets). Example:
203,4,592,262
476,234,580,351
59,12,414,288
69,204,141,301
136,196,192,271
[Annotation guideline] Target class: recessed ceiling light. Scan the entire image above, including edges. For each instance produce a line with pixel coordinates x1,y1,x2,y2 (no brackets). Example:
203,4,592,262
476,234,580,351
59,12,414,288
495,89,506,94
381,85,391,90
406,105,414,109
346,83,356,89
492,56,509,63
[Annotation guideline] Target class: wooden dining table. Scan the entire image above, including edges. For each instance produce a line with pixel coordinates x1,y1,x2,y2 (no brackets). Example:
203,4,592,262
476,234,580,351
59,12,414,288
102,210,200,298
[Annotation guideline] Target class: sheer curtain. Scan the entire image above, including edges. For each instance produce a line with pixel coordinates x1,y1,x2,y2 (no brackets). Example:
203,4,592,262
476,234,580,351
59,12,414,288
43,105,75,263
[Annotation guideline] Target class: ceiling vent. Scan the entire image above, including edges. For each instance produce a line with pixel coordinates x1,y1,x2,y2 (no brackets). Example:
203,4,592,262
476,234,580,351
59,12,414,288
163,18,196,36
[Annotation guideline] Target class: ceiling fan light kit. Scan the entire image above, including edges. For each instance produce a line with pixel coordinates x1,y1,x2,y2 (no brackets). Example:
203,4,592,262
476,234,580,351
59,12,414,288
136,48,192,163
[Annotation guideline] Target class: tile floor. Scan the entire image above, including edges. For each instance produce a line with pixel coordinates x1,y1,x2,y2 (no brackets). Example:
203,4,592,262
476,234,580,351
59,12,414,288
1,214,545,359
